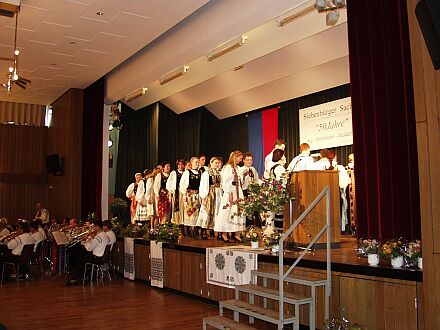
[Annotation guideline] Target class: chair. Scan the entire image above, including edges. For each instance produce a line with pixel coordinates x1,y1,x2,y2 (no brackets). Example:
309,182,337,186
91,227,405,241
30,240,45,276
1,244,35,284
82,245,111,286
107,245,117,279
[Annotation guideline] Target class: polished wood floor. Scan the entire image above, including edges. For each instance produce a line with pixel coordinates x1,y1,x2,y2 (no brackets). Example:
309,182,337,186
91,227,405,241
0,277,218,330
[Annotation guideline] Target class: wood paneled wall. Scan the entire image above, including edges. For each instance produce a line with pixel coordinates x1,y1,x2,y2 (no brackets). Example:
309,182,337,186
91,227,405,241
407,0,440,328
47,89,83,221
0,124,47,223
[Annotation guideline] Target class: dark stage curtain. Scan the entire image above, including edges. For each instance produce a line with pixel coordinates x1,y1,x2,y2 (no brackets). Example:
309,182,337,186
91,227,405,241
114,103,158,199
158,103,202,164
81,78,104,218
347,0,420,239
278,84,352,164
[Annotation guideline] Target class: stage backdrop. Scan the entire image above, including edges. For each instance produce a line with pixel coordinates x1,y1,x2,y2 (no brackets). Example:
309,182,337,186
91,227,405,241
299,97,352,150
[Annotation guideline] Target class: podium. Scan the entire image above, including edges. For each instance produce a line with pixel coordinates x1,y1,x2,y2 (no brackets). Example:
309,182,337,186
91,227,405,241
284,170,341,248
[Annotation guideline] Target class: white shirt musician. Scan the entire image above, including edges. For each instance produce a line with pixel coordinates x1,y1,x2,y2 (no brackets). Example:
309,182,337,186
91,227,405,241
84,231,109,257
30,223,45,252
103,220,116,250
6,224,35,256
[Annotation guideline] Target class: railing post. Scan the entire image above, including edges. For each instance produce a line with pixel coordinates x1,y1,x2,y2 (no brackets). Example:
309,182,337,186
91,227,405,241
279,237,284,328
325,186,331,321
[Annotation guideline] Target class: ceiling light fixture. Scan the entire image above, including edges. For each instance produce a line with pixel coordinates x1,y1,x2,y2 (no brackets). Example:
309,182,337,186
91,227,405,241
277,0,316,27
326,10,339,25
96,11,104,16
1,6,31,95
206,35,247,61
124,87,148,102
0,1,20,18
159,65,189,85
109,123,113,131
314,0,346,26
69,41,77,45
108,138,113,147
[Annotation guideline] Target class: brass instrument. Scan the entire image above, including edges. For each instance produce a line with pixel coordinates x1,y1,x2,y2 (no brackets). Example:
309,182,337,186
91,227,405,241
65,224,94,246
1,231,18,243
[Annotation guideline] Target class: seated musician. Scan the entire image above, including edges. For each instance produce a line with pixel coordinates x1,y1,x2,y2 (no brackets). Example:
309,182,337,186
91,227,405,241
30,221,45,252
35,219,47,240
66,219,109,285
0,222,35,267
0,218,11,242
103,220,116,250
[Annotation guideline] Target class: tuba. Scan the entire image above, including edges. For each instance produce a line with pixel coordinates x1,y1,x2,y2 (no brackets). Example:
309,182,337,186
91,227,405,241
66,224,94,246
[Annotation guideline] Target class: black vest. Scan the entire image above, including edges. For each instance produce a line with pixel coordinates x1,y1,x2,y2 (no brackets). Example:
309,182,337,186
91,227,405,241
188,170,201,191
160,173,168,190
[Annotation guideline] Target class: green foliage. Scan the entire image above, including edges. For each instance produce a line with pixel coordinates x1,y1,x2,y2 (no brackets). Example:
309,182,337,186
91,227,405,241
240,179,290,216
110,198,130,226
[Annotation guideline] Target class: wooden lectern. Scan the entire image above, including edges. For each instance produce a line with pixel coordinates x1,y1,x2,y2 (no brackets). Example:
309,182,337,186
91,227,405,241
284,170,341,248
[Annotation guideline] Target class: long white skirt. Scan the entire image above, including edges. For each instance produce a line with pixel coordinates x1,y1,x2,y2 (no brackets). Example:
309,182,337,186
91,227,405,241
196,187,222,229
214,189,245,233
135,203,154,221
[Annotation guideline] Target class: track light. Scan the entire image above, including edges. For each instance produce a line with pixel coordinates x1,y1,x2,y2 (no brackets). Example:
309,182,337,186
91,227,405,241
315,0,327,11
124,87,147,102
277,0,316,26
109,124,113,131
206,35,247,61
108,138,113,147
159,65,189,85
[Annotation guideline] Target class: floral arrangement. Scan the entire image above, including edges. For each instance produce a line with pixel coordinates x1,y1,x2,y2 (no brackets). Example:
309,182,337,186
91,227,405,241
123,223,149,238
244,226,261,242
404,240,422,262
263,230,282,249
240,179,290,216
110,198,130,226
357,238,381,256
380,238,405,259
111,216,123,236
148,223,180,242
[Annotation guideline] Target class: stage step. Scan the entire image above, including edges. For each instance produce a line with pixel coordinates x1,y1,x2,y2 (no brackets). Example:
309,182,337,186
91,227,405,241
237,284,312,305
252,269,328,287
220,299,297,326
203,315,257,330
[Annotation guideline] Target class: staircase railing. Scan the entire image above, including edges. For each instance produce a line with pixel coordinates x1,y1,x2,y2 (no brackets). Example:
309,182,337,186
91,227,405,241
278,185,332,328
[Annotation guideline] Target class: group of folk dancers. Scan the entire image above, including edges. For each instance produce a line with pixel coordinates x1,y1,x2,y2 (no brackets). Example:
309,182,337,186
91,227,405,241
126,139,354,242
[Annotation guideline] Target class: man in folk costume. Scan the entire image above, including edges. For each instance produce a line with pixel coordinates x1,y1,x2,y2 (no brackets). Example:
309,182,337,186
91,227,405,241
198,154,208,174
35,202,49,227
263,139,286,180
214,151,245,243
126,173,142,223
240,152,261,227
287,143,315,172
154,162,171,224
135,169,154,226
179,157,201,238
166,159,185,231
196,157,222,240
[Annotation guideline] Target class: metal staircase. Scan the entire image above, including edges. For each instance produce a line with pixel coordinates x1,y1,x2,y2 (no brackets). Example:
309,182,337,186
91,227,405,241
203,186,332,330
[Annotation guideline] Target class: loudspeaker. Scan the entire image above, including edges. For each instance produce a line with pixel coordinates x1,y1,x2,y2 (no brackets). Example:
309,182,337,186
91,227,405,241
45,154,62,175
415,0,440,70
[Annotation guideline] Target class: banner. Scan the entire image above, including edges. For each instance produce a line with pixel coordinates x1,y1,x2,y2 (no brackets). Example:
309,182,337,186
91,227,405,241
150,241,163,288
124,237,135,280
206,247,258,288
299,97,352,150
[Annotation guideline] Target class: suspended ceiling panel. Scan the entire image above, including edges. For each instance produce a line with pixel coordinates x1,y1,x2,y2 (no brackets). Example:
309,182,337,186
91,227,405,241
0,0,209,105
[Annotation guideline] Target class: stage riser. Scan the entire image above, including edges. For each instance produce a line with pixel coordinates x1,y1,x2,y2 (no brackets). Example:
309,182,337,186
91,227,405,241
111,241,422,330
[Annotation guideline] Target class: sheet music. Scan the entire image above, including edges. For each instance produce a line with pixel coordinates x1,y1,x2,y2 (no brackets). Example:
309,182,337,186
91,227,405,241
51,231,70,245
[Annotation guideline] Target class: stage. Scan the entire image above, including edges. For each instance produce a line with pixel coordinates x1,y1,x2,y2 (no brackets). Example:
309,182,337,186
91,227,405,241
111,236,422,329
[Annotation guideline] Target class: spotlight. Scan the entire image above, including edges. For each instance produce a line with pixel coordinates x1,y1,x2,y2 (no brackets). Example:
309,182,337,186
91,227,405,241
159,66,189,85
109,124,113,131
108,139,113,147
206,35,247,61
326,11,339,25
315,0,327,11
335,0,346,7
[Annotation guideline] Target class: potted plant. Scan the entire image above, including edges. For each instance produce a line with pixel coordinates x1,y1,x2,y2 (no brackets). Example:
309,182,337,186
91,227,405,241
380,239,405,268
240,179,290,235
358,239,381,266
110,198,130,227
263,230,282,253
404,240,422,269
147,223,180,243
245,226,261,249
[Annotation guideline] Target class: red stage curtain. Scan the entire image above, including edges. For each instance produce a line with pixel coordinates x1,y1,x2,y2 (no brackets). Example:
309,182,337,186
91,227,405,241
347,0,421,239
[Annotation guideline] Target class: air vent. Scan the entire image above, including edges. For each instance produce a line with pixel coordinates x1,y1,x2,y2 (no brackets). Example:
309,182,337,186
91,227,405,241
0,1,20,18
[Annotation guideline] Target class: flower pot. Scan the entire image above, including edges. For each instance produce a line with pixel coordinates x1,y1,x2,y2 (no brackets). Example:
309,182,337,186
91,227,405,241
391,256,404,268
271,244,279,254
367,254,379,266
251,241,259,249
418,257,422,270
263,211,276,236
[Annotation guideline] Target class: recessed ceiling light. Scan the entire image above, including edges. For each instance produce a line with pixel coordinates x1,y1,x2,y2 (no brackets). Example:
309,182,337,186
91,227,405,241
69,41,77,45
96,11,104,16
50,63,57,66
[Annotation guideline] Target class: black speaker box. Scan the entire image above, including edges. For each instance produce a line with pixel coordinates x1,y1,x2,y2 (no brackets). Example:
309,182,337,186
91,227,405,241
415,0,440,70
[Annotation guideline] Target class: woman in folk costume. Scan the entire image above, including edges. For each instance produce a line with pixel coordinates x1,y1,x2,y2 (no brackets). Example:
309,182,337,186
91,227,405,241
154,161,171,224
150,166,162,229
179,157,201,238
135,169,154,225
126,173,142,223
269,148,287,181
166,159,185,229
214,150,245,243
196,157,222,240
